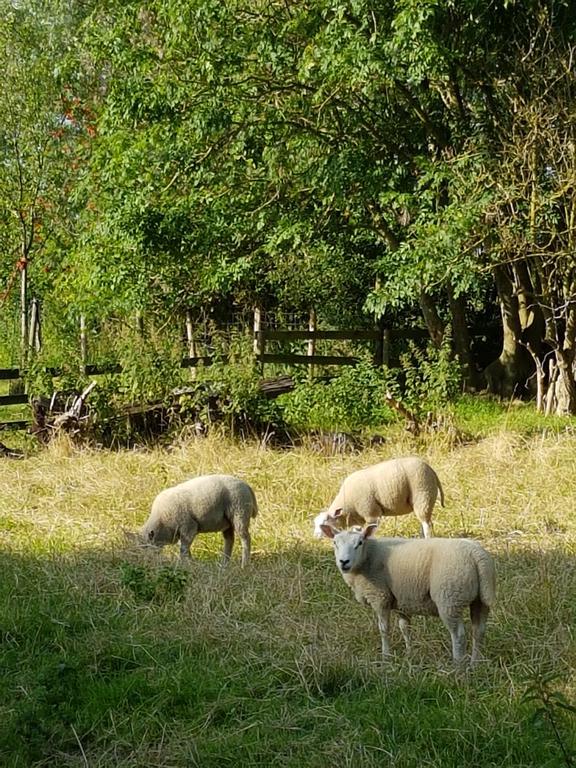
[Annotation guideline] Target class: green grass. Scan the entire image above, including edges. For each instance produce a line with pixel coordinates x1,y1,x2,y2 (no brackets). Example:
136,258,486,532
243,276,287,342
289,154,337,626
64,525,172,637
0,431,575,766
452,393,573,437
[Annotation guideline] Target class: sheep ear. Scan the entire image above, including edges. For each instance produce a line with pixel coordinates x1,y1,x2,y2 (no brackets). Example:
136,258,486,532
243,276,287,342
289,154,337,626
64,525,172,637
362,523,378,539
320,524,337,539
332,508,343,519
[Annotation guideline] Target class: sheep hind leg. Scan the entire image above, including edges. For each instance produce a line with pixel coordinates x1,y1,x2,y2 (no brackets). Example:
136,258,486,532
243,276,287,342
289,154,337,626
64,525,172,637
470,600,489,665
233,519,251,568
413,500,434,538
439,611,467,664
221,526,235,567
420,519,434,538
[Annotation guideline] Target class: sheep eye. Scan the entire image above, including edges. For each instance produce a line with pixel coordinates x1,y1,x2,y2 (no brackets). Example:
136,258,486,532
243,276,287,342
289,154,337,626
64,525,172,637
148,530,155,542
355,540,363,548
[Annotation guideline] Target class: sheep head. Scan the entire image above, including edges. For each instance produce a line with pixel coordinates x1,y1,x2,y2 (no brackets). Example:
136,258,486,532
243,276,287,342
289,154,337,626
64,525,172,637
321,523,378,573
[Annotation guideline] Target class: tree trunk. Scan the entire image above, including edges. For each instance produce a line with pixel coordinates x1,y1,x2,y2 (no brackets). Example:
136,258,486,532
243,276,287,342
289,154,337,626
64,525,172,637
20,260,28,366
448,290,481,390
418,290,444,348
483,264,534,397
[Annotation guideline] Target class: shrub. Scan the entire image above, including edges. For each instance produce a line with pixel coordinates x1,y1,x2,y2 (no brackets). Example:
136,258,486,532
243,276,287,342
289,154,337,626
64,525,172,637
277,361,393,432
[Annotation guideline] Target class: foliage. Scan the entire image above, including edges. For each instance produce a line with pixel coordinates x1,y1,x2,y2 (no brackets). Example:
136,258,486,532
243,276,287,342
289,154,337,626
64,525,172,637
3,0,576,417
119,562,189,602
523,670,576,767
165,332,281,435
278,362,393,433
112,324,186,405
385,332,463,420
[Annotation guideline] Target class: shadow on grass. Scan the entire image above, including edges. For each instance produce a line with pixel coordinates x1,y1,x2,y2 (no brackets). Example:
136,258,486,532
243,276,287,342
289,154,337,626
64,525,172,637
0,542,575,767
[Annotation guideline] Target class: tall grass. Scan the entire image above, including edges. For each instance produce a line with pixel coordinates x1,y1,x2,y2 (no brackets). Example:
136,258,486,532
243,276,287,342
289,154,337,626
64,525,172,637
1,430,575,766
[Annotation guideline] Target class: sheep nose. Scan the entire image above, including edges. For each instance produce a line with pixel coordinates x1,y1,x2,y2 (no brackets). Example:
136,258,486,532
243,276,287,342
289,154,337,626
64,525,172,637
339,559,350,571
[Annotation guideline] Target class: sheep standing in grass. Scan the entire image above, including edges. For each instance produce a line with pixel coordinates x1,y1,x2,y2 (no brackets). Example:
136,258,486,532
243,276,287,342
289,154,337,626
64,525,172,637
321,523,496,665
133,474,258,566
313,456,444,539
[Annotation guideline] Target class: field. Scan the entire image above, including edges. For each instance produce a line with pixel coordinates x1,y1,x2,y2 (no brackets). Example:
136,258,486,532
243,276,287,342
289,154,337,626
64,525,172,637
1,426,575,767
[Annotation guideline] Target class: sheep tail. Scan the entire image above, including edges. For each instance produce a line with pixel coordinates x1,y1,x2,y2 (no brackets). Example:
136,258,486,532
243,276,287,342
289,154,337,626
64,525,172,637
436,475,445,507
249,487,258,518
472,547,496,607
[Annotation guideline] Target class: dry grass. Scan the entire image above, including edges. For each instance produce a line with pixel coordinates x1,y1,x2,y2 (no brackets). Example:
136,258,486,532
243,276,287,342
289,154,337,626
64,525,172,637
1,429,575,766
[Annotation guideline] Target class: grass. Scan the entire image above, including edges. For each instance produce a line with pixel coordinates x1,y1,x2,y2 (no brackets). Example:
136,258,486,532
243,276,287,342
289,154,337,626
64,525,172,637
1,427,576,766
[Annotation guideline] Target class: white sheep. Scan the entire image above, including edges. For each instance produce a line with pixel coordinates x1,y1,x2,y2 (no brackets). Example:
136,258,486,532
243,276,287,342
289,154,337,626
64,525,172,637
313,456,444,539
321,523,496,665
130,474,258,566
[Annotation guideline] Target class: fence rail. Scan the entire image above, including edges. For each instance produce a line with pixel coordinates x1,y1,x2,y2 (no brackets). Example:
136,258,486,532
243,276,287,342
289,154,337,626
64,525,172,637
0,323,432,430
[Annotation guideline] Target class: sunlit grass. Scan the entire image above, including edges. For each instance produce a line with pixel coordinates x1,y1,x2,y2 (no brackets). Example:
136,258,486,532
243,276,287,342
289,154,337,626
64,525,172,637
1,429,575,766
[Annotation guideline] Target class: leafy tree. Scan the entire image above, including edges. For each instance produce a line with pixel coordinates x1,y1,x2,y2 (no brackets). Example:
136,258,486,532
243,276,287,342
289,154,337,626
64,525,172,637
0,0,96,362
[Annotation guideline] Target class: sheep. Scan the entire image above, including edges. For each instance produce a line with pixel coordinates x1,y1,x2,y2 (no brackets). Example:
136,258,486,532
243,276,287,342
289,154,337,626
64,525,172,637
313,456,444,539
321,523,496,665
130,474,258,566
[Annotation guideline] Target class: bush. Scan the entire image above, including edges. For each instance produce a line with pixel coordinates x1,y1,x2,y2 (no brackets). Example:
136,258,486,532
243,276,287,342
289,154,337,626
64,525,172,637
277,362,393,433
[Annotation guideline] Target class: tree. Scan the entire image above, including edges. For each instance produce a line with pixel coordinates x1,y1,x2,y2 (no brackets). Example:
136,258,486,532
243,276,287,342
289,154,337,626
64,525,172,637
0,0,95,363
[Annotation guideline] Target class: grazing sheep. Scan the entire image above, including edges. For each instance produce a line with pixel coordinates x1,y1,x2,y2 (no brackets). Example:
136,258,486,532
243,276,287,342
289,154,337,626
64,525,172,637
132,474,258,566
321,523,496,664
313,456,444,539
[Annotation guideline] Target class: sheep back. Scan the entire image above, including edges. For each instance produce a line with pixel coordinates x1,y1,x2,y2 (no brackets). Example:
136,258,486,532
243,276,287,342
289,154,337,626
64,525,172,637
142,474,257,545
328,456,443,520
344,536,495,618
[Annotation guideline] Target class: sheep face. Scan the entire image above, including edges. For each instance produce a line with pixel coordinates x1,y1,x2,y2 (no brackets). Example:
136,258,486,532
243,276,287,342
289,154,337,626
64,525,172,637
140,520,178,548
313,508,344,538
313,510,330,538
321,523,378,573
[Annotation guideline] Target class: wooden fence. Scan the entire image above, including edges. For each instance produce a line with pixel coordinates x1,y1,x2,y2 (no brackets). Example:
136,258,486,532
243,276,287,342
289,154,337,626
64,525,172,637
0,323,429,431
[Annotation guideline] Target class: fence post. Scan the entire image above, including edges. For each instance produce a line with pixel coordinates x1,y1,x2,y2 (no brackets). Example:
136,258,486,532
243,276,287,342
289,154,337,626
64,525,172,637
307,308,316,378
20,258,28,366
253,307,264,372
185,310,197,379
373,318,390,367
29,298,42,353
135,311,144,336
80,314,88,371
382,328,390,367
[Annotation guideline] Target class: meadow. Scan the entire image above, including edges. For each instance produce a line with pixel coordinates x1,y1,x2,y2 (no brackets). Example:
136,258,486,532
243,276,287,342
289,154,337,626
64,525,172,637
1,420,575,767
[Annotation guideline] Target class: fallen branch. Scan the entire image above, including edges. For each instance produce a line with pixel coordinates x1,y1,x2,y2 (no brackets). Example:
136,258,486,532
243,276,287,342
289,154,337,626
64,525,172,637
385,390,420,434
0,441,24,459
51,381,97,433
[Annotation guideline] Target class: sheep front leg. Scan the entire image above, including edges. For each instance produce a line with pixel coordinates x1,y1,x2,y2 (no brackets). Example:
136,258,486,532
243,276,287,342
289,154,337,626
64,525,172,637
374,606,392,659
178,520,198,560
397,615,411,652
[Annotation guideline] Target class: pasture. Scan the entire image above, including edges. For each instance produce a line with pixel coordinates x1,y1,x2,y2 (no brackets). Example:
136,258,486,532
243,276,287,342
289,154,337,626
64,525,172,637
1,429,575,767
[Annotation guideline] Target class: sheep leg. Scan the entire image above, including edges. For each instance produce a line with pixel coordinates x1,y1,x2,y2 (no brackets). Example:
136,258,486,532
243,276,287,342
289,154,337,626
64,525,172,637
221,526,235,566
238,530,251,568
470,601,489,664
178,520,198,560
375,607,392,658
420,519,434,538
439,611,467,663
412,496,434,538
232,517,251,568
397,615,411,652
